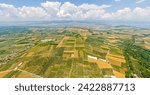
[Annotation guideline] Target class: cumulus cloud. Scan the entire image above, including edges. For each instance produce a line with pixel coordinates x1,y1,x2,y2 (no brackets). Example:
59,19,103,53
107,7,150,21
0,1,150,21
111,8,132,20
41,1,61,18
19,6,47,20
0,3,19,21
58,2,77,18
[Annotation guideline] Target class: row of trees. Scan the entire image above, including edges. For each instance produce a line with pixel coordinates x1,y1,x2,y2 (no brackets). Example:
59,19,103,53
123,37,150,78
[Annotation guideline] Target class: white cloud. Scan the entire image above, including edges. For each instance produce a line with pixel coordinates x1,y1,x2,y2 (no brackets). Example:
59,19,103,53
19,6,47,20
41,1,61,18
114,0,122,2
76,4,109,19
58,2,77,18
107,7,150,21
57,3,111,20
133,7,150,19
0,1,150,21
114,0,146,3
136,0,146,3
0,3,19,21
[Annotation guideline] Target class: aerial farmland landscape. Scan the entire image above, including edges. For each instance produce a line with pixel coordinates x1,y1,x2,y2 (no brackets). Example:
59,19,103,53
0,22,150,78
0,0,150,78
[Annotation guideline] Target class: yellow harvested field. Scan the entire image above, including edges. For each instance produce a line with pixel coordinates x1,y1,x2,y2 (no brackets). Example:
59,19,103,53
64,51,75,53
17,71,41,78
88,58,98,63
74,50,78,58
15,44,27,47
108,36,117,39
106,53,126,67
143,37,150,42
145,45,150,50
26,52,34,57
71,54,74,57
108,53,125,59
88,58,112,69
96,60,112,69
20,53,27,57
63,50,78,58
107,56,125,63
109,40,118,43
108,59,122,67
0,70,11,78
113,70,125,78
107,53,125,64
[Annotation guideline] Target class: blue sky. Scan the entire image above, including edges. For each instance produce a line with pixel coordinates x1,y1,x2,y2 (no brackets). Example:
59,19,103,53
0,0,150,21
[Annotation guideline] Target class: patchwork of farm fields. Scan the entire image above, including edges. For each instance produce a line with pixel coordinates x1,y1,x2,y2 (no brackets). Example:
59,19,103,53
0,27,150,78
